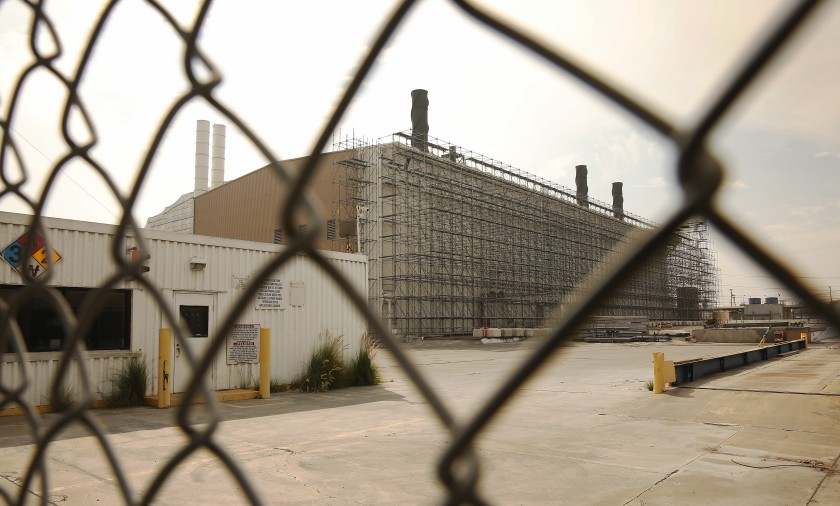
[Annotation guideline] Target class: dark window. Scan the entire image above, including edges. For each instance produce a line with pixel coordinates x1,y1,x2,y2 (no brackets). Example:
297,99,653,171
273,229,282,245
0,285,131,353
179,305,209,337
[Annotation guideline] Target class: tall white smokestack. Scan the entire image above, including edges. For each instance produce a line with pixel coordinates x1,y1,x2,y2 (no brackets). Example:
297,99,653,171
194,120,210,194
211,123,226,188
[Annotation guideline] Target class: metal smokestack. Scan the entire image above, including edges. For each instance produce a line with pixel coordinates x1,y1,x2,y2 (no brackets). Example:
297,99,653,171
410,89,429,152
612,182,624,219
194,120,210,194
210,123,226,188
575,164,588,208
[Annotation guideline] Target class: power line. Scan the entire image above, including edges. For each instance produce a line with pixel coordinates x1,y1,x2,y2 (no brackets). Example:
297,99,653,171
8,126,119,220
721,273,840,279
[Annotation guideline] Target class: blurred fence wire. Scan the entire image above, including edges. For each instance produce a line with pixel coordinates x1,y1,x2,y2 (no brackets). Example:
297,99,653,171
1,0,839,504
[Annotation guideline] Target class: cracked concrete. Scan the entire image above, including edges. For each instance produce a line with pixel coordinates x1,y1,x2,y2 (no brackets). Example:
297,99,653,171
0,338,839,504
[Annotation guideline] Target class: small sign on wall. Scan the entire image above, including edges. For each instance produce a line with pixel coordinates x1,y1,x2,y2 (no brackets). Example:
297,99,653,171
227,324,260,364
290,282,305,307
255,277,285,309
2,230,62,280
232,274,249,290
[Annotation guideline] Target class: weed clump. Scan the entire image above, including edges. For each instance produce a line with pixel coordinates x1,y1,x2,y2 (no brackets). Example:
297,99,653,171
47,385,77,412
294,332,346,392
106,357,149,407
344,334,380,387
291,332,382,393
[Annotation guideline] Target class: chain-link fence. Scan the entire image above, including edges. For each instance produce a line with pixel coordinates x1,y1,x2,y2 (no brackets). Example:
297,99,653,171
2,0,839,504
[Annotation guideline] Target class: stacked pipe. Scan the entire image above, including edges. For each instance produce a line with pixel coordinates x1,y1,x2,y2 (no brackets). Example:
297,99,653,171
410,89,429,152
575,165,588,208
211,123,226,188
612,182,624,220
194,120,210,194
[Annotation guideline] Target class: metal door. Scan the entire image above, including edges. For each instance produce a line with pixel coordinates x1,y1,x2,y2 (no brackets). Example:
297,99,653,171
173,292,215,393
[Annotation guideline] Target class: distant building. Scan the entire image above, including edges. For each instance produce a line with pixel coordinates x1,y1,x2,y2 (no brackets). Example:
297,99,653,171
145,191,195,233
744,300,784,320
150,91,719,337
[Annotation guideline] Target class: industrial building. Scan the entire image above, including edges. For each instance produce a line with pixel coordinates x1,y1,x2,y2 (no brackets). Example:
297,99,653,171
150,90,719,338
1,211,367,407
713,296,829,323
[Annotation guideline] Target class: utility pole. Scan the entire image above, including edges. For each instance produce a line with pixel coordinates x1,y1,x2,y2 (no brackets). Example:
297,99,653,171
730,289,735,306
830,286,833,303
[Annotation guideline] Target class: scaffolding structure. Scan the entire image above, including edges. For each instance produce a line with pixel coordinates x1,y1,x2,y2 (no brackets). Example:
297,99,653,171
333,131,718,337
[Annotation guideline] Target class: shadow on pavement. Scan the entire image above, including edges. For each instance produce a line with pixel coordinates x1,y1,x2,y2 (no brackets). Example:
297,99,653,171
0,384,407,448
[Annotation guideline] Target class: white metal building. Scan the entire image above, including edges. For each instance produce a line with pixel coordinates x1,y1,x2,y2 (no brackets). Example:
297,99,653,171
0,211,367,408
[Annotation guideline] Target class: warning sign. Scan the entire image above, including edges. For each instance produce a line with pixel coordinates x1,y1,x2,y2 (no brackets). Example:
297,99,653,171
1,230,62,280
226,324,261,364
255,277,285,310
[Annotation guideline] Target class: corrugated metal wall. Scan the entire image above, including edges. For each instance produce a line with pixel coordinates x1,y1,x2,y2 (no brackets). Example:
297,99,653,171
1,352,142,407
193,150,352,248
0,211,368,405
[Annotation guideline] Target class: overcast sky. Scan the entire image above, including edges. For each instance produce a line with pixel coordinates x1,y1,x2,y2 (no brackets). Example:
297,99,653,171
1,0,838,305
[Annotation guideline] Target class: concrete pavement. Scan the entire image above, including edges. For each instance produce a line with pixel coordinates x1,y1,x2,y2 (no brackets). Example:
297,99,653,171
1,337,839,504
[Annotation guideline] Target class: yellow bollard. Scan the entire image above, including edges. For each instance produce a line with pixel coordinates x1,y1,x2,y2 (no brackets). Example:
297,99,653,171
259,328,271,399
652,352,666,394
158,329,172,408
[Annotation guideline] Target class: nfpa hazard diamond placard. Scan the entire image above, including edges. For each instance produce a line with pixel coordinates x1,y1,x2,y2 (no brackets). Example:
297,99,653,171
1,230,62,280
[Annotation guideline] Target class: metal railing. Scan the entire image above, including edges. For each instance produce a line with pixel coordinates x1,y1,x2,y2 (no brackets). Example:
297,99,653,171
1,1,839,505
672,339,808,385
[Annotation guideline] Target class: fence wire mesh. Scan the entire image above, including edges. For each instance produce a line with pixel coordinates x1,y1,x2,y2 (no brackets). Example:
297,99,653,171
1,0,839,504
